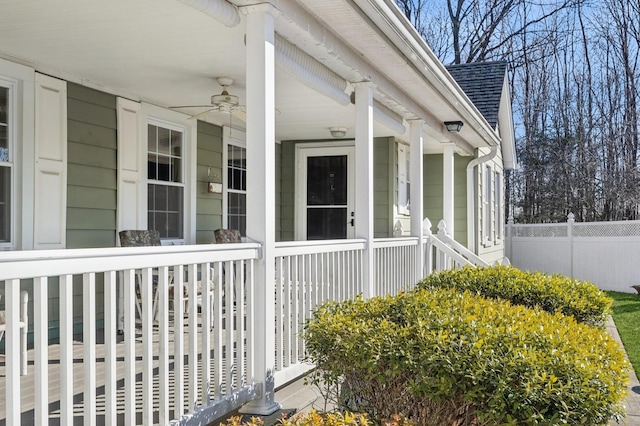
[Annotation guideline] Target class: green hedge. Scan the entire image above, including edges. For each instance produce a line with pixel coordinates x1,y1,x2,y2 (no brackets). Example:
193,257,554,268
417,265,611,326
304,289,629,425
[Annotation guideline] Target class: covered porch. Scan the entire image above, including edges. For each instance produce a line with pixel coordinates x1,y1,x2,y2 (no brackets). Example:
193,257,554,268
0,0,508,424
0,228,484,425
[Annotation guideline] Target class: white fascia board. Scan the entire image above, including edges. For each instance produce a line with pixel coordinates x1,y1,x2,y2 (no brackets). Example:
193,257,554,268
353,0,502,147
498,73,518,170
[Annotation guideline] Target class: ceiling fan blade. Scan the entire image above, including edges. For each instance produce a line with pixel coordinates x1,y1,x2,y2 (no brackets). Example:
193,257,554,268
233,109,246,122
189,108,217,120
169,105,213,109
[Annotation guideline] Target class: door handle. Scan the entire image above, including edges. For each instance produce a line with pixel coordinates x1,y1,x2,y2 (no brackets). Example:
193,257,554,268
350,218,355,227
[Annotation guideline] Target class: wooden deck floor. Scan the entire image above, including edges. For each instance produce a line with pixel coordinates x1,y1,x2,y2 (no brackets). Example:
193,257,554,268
0,319,238,426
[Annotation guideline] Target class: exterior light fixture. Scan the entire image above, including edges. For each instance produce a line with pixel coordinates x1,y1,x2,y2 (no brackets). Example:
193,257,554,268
329,126,347,138
444,120,463,132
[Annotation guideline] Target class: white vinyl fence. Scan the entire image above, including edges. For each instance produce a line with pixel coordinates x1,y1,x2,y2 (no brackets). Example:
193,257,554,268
506,213,640,293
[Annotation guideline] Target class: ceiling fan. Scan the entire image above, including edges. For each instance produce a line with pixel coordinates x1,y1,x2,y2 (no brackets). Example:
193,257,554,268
170,77,246,121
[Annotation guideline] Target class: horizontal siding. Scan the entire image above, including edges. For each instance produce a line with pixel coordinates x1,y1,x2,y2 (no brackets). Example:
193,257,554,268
66,83,117,249
196,121,223,244
423,154,443,234
374,137,391,238
65,83,117,336
279,141,296,242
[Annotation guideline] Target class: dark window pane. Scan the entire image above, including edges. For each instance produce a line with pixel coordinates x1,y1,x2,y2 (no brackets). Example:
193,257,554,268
0,126,7,155
0,87,7,125
147,124,157,152
157,127,170,155
167,212,183,238
0,167,10,242
231,168,242,191
307,208,347,240
148,184,183,239
148,154,157,180
171,157,182,183
171,130,182,157
307,156,347,206
168,186,183,211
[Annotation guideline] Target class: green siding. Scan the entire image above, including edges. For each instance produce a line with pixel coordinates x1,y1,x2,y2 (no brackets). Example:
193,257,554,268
275,142,282,241
63,83,118,344
196,121,223,244
374,137,392,238
66,83,117,249
422,154,470,246
279,140,296,241
423,154,443,234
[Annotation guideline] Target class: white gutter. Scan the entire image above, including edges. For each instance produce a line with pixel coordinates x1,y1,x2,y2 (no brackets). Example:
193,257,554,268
466,146,498,252
177,0,241,27
275,35,351,106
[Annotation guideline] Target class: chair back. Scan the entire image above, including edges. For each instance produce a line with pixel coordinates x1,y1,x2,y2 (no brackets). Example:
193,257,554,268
119,230,162,247
214,229,241,244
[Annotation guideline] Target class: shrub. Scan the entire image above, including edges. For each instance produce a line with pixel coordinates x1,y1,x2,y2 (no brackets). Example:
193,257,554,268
218,409,411,425
417,265,611,326
304,289,629,425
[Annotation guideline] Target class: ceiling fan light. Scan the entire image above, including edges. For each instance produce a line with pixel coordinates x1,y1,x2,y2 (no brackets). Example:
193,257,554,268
211,93,239,107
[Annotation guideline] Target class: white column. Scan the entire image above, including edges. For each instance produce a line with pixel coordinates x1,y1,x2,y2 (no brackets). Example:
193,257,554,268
443,143,455,237
409,120,424,280
241,6,280,416
353,83,375,298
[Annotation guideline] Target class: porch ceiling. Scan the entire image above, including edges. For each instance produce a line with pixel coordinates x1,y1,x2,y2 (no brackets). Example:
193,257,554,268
0,0,488,152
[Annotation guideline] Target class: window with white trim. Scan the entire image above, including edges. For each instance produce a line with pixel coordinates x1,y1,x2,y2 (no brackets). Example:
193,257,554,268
398,143,410,215
483,165,493,244
227,142,246,236
0,83,12,245
0,83,14,245
495,171,503,241
147,122,184,240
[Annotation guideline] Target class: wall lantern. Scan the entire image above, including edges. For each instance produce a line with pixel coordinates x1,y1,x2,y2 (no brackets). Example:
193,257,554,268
444,120,464,133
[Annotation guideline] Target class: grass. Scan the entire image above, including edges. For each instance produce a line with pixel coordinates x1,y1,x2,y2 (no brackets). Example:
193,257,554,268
607,291,640,377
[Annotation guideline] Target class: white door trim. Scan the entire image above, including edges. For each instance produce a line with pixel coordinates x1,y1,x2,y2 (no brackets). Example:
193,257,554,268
295,141,355,240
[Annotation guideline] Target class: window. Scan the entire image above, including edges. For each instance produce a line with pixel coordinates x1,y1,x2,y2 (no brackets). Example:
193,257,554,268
0,83,12,245
483,165,493,244
495,172,503,241
227,143,246,236
147,122,184,240
398,143,410,214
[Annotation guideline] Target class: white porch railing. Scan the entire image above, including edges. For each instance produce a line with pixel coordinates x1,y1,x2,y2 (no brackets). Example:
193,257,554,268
423,219,489,274
0,229,483,424
373,237,420,296
273,239,366,386
0,243,260,425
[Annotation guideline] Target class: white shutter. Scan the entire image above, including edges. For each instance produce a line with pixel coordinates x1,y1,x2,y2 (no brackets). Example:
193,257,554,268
116,97,144,236
34,73,67,249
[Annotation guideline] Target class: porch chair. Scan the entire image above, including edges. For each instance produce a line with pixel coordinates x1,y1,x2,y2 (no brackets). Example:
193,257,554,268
0,290,29,376
213,229,243,305
118,230,162,324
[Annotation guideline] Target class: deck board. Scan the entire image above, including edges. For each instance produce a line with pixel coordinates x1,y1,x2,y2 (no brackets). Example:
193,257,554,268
0,318,240,425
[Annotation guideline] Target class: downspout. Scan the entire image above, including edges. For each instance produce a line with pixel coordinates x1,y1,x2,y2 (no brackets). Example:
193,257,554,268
177,0,241,27
466,146,497,253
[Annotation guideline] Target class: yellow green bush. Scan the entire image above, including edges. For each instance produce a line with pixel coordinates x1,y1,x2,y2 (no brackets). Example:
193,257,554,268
417,265,611,326
218,409,412,425
304,288,629,425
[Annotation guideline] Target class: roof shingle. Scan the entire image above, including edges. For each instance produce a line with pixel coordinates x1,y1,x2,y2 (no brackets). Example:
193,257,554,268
445,61,507,129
